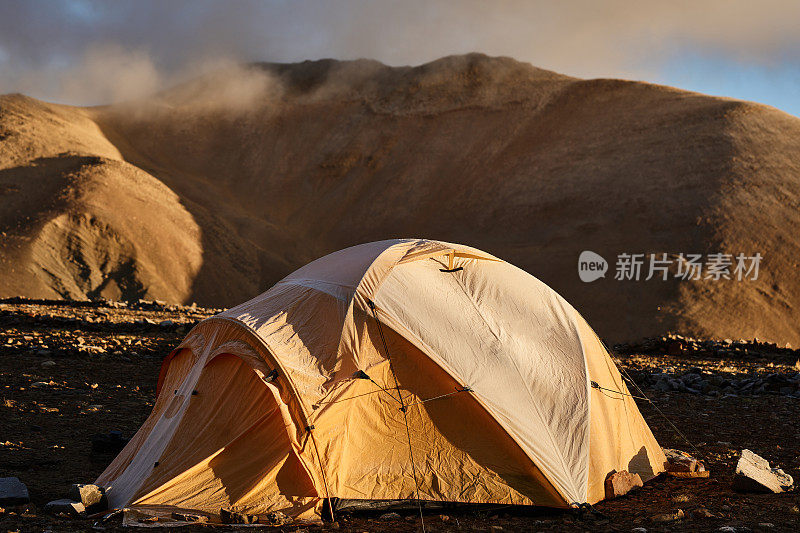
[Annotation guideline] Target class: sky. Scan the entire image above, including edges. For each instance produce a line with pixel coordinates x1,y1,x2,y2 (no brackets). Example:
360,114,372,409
1,0,799,116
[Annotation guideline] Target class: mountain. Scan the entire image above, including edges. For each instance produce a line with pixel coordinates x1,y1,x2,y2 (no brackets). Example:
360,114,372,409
2,53,799,344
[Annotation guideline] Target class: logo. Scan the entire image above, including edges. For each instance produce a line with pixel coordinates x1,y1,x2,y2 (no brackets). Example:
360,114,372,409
577,251,762,282
578,251,608,282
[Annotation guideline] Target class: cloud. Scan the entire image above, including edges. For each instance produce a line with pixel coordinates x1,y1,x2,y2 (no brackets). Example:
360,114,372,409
56,44,160,104
1,0,800,104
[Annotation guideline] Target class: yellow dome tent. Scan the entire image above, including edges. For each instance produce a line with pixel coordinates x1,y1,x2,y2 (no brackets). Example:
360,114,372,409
96,239,665,522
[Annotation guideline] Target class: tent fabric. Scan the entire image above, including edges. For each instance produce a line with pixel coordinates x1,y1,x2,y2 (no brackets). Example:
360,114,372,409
96,238,665,520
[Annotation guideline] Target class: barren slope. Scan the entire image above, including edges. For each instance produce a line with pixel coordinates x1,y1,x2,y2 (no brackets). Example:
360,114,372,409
0,96,202,303
1,54,799,344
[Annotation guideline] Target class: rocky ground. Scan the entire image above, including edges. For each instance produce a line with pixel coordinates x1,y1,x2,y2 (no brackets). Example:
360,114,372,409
1,299,799,532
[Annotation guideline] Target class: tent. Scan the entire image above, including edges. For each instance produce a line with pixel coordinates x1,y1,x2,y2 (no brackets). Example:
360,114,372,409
96,239,665,522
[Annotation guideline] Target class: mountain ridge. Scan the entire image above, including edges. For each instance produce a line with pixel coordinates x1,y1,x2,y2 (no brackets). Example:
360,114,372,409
1,53,799,344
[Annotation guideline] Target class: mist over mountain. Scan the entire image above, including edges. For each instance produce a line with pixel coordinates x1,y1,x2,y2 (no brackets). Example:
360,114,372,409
2,54,799,344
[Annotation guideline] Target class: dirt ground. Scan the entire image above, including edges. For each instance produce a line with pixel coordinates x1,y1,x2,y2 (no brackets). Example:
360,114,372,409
1,299,799,532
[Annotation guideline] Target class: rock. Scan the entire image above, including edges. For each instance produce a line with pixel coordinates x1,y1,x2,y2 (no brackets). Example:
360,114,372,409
631,528,648,533
667,340,684,355
604,470,643,499
732,449,794,493
45,498,86,516
652,509,684,523
693,507,715,518
664,448,704,473
380,512,402,521
69,484,107,511
263,511,291,525
77,344,105,355
41,360,56,367
0,477,29,505
170,512,208,523
654,380,671,392
91,431,129,454
220,508,258,524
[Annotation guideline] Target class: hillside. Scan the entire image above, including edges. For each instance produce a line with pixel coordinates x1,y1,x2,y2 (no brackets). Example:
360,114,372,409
1,54,799,344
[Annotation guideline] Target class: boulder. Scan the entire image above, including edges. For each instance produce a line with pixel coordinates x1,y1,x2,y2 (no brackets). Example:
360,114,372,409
69,484,107,511
0,477,29,505
45,499,86,516
732,449,793,493
604,470,643,499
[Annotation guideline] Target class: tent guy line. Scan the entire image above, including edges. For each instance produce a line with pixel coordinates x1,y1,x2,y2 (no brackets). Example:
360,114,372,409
367,298,427,533
402,386,473,408
590,380,650,401
601,335,702,455
352,369,404,405
312,381,473,409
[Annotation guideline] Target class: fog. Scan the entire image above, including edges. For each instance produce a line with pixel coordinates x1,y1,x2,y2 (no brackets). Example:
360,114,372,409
2,0,800,105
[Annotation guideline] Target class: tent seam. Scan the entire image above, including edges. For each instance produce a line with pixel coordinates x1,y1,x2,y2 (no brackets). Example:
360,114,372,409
442,263,578,498
367,305,572,507
568,307,593,505
375,260,585,504
332,239,417,367
199,316,331,507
